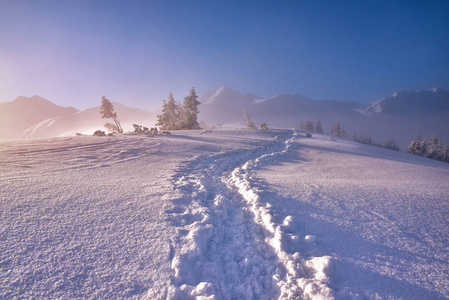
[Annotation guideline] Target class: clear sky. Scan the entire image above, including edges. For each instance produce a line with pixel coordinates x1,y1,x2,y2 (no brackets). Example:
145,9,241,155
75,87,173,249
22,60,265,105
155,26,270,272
1,0,448,110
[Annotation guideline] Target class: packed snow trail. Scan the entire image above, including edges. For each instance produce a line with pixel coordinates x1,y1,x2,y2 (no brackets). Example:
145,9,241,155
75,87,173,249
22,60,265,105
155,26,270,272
166,130,333,299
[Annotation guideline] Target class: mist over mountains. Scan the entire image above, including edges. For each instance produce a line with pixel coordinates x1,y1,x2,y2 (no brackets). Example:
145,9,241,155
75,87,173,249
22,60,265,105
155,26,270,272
1,87,448,151
199,86,449,150
0,96,157,139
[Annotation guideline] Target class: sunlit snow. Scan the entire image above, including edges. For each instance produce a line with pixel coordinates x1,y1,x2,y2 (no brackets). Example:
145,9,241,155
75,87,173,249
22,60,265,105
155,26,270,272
1,130,448,299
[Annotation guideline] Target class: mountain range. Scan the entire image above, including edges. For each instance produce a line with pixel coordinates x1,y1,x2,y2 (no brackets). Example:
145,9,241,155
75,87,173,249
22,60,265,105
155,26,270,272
0,96,157,139
1,87,448,151
198,86,449,150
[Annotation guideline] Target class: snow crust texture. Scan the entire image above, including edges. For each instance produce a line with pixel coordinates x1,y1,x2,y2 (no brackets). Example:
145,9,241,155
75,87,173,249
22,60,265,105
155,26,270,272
166,130,333,299
1,129,448,299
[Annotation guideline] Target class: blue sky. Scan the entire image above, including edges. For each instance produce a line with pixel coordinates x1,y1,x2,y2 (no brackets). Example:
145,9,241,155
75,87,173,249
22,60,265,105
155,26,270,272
0,0,448,110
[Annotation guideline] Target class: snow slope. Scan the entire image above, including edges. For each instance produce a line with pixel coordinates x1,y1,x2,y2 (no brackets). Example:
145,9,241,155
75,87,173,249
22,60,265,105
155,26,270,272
1,130,448,299
22,102,158,138
0,96,79,139
255,133,449,299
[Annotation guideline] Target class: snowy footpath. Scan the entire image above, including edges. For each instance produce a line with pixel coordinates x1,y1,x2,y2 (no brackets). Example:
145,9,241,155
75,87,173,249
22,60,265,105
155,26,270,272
166,130,333,299
1,129,449,299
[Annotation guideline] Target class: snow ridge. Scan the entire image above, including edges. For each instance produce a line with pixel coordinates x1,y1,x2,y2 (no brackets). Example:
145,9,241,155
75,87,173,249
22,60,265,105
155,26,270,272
165,130,334,299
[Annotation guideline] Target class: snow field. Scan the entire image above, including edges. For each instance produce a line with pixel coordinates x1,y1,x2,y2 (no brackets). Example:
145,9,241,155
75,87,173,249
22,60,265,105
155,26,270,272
166,130,334,299
1,135,184,298
254,132,449,299
2,129,448,299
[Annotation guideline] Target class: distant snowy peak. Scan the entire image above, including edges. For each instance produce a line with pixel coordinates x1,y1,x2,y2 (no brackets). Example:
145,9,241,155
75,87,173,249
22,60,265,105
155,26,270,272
365,98,385,113
13,95,79,113
199,86,259,106
365,88,449,115
204,86,226,105
259,93,315,104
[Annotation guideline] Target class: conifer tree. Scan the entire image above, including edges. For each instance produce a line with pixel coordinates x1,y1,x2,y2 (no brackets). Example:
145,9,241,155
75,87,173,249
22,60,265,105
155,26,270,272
156,100,170,130
299,120,314,131
244,110,257,130
166,92,181,130
383,139,400,151
408,133,426,156
181,87,201,130
331,121,345,138
156,92,181,130
426,134,443,160
100,96,123,133
314,119,323,133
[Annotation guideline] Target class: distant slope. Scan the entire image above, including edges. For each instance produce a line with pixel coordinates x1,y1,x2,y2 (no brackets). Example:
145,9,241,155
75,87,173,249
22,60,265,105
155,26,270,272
361,88,449,150
24,102,158,138
198,87,449,150
0,96,79,139
198,86,259,125
365,88,449,115
3,87,449,148
247,94,365,129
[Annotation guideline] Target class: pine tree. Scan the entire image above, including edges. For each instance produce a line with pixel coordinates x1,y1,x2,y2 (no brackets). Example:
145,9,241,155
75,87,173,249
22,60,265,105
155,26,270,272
181,87,201,130
299,120,314,131
156,92,181,130
100,96,123,133
156,100,170,130
359,134,373,145
166,92,181,130
442,146,449,163
426,134,443,160
408,134,426,156
244,110,257,130
383,139,400,151
331,121,345,138
314,119,323,133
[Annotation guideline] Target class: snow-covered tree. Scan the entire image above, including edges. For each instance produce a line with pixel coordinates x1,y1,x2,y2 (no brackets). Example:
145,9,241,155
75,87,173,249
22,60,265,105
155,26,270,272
100,96,123,133
314,119,323,133
408,134,449,163
156,100,169,130
299,120,314,131
407,134,426,156
156,92,181,130
359,134,374,145
244,110,257,130
426,134,443,160
383,139,400,151
181,87,201,130
442,146,449,163
331,121,345,138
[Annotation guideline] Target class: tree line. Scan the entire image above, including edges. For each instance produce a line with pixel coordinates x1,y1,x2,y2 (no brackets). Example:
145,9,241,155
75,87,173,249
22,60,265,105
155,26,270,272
156,87,201,130
300,119,400,151
98,87,201,135
407,134,449,163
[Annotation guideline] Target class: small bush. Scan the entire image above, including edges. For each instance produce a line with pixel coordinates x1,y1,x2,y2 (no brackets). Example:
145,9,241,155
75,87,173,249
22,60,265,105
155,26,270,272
93,130,106,136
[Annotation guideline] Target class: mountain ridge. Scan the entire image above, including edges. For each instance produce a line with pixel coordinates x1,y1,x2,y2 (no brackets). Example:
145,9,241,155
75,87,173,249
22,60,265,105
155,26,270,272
1,87,448,151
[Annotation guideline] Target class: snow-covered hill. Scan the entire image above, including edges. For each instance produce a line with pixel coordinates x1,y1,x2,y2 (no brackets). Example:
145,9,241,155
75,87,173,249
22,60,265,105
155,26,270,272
0,96,79,139
1,130,448,299
0,95,157,139
23,102,158,138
